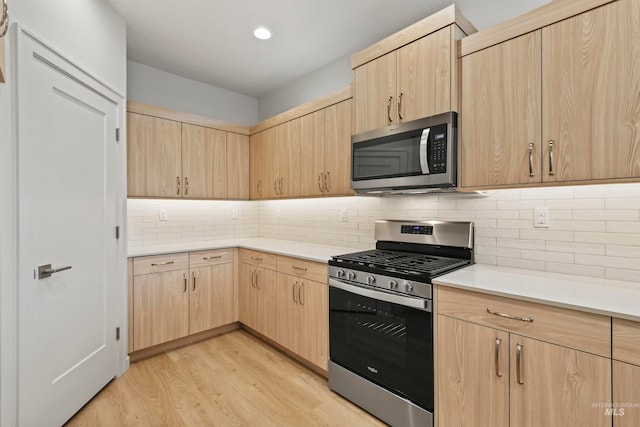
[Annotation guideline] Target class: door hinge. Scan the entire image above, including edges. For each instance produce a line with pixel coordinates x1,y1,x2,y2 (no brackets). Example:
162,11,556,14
116,128,120,142
115,226,120,239
116,327,120,341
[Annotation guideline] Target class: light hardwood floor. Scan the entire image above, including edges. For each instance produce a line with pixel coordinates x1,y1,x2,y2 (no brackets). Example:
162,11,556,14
65,330,386,426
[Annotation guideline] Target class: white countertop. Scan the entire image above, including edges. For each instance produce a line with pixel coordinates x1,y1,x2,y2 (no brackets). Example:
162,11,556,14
434,264,640,322
128,238,359,263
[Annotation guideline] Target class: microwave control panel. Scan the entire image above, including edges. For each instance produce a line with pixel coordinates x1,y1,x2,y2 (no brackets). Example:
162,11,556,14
430,124,447,173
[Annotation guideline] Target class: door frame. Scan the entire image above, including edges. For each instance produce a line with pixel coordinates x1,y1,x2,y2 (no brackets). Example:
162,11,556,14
0,24,129,427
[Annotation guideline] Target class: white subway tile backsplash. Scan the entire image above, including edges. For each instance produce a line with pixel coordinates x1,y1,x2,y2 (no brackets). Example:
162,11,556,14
127,183,640,287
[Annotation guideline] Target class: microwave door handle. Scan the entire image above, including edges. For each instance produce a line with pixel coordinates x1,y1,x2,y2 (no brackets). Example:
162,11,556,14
419,128,430,174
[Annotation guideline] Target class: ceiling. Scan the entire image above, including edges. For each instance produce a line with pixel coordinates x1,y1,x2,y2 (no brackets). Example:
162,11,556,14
106,0,549,99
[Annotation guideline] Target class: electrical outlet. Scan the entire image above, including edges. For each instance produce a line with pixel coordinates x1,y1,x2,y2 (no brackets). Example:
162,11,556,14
534,207,550,228
232,209,239,220
340,208,348,222
159,209,168,222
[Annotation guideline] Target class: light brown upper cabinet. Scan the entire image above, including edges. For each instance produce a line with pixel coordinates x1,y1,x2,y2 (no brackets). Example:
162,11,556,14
352,5,476,134
300,99,353,197
460,0,640,189
127,102,250,199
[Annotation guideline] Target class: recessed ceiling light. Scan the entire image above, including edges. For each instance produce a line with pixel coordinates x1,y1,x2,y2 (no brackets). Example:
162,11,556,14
253,27,272,40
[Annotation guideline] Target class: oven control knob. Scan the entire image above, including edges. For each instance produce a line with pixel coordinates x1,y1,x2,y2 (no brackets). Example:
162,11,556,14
336,269,345,278
405,282,414,292
389,280,398,290
366,276,376,285
347,271,356,280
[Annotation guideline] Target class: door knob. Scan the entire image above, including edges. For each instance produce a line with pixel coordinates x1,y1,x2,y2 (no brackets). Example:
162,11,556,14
37,264,72,279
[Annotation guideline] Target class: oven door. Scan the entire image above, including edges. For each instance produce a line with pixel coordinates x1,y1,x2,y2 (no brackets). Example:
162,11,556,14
328,278,434,412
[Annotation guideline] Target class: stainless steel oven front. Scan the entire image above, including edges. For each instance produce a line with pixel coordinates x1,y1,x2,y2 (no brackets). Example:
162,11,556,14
328,277,434,427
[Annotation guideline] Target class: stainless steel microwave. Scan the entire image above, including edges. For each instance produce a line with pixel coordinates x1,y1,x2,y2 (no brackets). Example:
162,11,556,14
351,112,457,195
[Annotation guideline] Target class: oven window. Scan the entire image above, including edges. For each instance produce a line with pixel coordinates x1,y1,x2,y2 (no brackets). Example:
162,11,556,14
329,285,433,411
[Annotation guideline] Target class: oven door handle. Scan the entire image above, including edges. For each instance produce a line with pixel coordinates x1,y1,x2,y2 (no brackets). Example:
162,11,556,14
329,278,432,312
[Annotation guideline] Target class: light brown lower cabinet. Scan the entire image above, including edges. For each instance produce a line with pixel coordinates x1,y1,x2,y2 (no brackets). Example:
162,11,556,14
238,262,277,340
437,286,612,427
613,317,640,426
131,249,234,352
276,272,328,371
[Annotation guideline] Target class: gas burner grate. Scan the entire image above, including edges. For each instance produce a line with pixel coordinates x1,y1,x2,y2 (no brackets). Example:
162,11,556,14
334,249,469,276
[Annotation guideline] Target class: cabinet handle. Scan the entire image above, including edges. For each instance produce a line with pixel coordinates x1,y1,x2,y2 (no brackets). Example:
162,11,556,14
257,180,262,196
192,271,196,291
487,308,534,323
495,338,503,378
203,255,222,260
183,273,188,293
256,270,261,289
184,177,189,195
150,261,174,266
318,173,324,192
250,256,263,262
279,177,283,195
516,342,524,385
250,269,256,288
292,265,308,272
292,281,298,303
387,96,393,123
274,179,278,195
528,143,535,177
299,282,304,306
176,177,181,195
397,92,404,120
324,171,330,193
548,140,555,176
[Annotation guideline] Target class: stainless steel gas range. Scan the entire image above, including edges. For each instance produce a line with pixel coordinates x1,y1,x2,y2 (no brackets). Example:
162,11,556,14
328,219,474,427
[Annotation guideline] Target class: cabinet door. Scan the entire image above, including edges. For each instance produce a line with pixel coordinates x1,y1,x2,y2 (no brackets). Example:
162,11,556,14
353,51,397,134
238,263,256,328
542,0,640,183
262,127,280,199
132,269,189,351
299,279,328,370
460,32,542,188
190,263,234,334
510,336,611,427
324,99,353,196
227,133,249,200
613,361,640,426
182,124,227,199
300,110,326,197
255,267,277,340
277,119,301,198
249,132,264,199
127,112,182,197
437,316,509,427
276,273,301,353
397,27,451,123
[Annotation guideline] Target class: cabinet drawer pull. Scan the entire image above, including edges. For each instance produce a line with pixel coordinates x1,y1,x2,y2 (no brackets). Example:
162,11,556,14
185,177,189,195
387,96,393,123
292,281,298,303
495,338,503,378
397,92,404,120
183,273,188,293
251,269,256,288
324,171,330,192
279,177,283,195
250,256,263,262
516,342,524,385
192,271,196,291
528,143,535,177
299,282,304,305
203,255,222,260
151,261,174,266
318,173,323,192
176,176,181,195
487,308,533,323
548,140,555,176
256,270,261,289
292,266,308,272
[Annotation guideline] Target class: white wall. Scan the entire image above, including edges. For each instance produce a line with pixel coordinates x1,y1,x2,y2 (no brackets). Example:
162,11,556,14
127,61,259,127
127,183,640,285
0,1,126,425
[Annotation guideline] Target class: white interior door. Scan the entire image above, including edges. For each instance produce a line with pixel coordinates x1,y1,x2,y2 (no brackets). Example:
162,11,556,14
16,29,122,426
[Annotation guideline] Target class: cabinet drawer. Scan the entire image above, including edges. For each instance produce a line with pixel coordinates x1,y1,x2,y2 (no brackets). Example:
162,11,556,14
276,255,327,284
613,318,640,366
238,249,277,270
438,286,611,357
189,248,234,268
133,253,189,276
